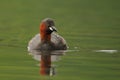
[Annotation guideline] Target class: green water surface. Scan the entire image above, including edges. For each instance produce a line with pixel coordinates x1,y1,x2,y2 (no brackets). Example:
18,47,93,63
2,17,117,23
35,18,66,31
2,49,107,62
0,0,120,80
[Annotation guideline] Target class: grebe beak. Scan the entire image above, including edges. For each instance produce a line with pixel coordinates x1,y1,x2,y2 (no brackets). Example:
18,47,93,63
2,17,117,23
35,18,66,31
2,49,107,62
49,26,57,32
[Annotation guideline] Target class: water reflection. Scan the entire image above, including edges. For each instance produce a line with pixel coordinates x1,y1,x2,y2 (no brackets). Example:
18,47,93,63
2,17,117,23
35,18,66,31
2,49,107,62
28,50,66,76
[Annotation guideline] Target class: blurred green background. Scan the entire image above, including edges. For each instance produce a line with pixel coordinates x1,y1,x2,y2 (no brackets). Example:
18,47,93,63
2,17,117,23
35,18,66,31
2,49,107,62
0,0,120,80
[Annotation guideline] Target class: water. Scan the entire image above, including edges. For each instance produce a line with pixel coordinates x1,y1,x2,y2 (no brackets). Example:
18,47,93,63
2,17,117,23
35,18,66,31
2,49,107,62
28,48,120,80
94,50,118,54
28,49,68,76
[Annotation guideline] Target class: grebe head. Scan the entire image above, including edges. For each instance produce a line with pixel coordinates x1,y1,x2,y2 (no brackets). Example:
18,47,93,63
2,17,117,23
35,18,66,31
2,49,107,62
40,18,57,41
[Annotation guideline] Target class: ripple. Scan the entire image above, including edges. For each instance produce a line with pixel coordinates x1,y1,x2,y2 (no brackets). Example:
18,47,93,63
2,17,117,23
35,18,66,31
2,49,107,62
94,50,118,54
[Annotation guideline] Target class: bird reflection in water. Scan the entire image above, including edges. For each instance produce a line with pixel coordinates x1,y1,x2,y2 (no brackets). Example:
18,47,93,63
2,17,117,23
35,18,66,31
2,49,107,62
29,50,66,76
